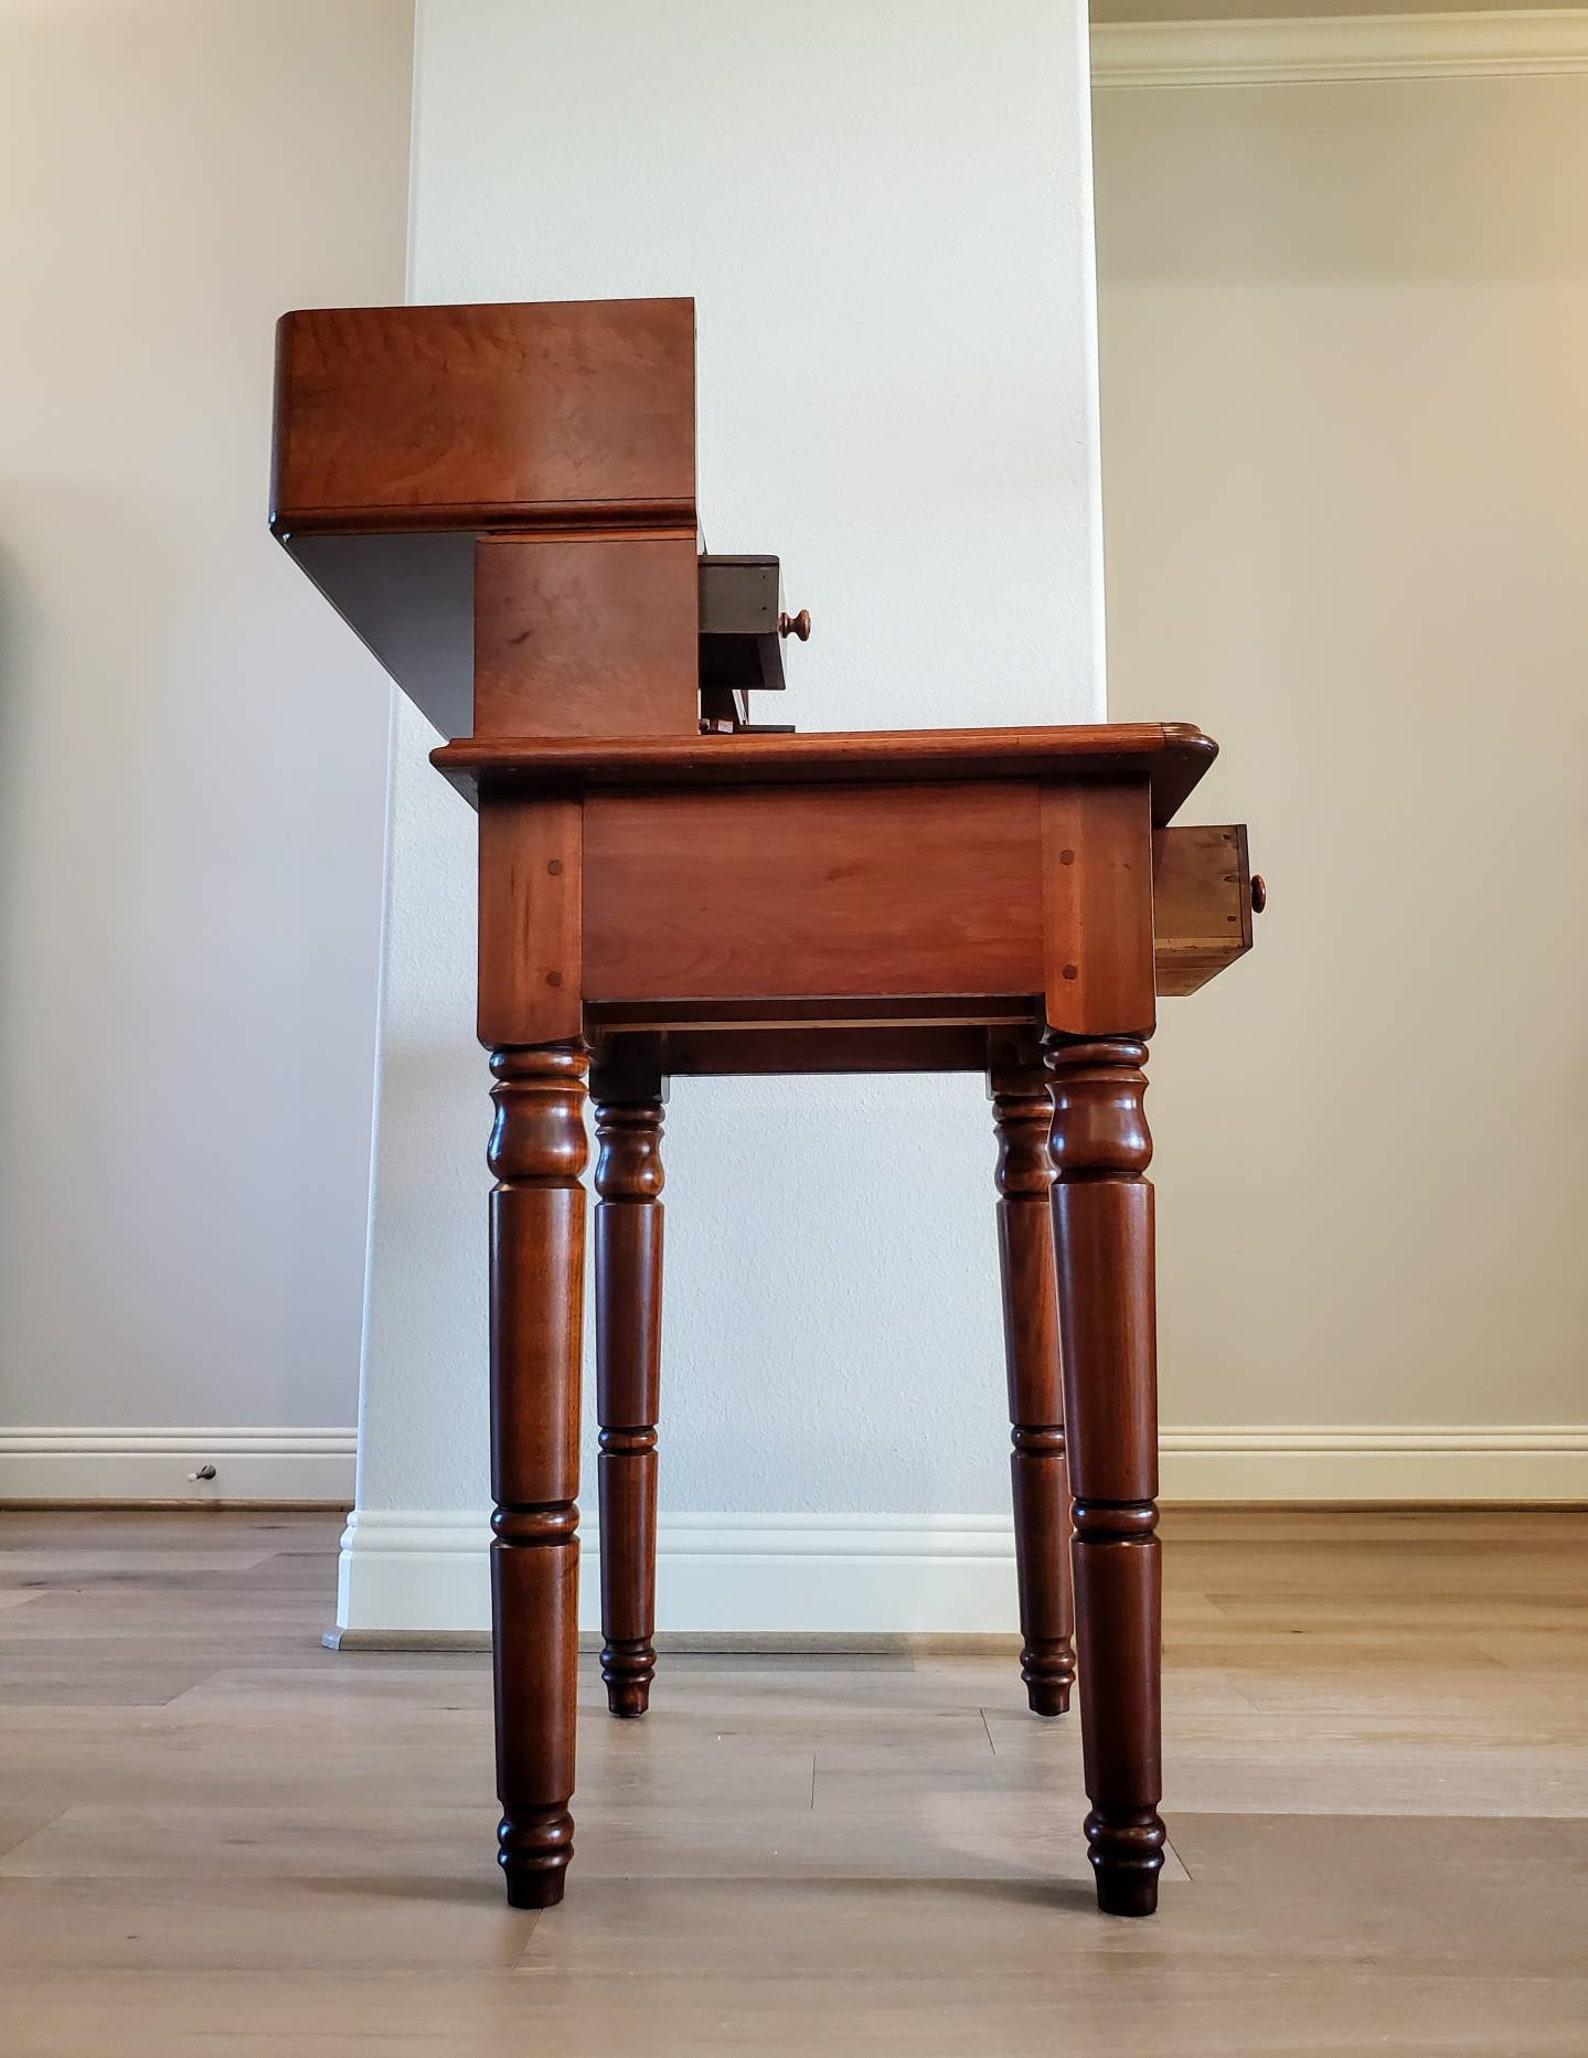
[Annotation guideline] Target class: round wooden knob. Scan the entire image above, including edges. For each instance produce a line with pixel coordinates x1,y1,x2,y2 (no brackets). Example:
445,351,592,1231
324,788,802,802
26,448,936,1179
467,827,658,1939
778,609,811,641
1250,874,1267,914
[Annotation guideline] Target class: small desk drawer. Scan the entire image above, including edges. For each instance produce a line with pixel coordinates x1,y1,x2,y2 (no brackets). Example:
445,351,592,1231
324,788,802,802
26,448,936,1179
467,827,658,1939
1152,824,1255,996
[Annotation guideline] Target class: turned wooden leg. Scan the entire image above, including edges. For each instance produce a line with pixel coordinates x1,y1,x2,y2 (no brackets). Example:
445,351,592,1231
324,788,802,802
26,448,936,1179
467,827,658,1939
593,1088,665,1718
989,1057,1075,1718
488,1044,587,1909
1048,1035,1164,1918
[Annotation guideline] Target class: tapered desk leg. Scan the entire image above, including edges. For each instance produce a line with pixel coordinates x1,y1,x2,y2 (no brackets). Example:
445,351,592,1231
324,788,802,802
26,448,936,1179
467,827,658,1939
1047,1036,1165,1918
488,1044,587,1909
989,1058,1075,1718
593,1092,665,1717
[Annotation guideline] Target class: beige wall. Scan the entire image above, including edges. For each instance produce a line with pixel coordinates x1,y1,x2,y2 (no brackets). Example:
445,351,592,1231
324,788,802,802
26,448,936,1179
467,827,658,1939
0,1,412,1478
1090,0,1568,21
1095,72,1588,1438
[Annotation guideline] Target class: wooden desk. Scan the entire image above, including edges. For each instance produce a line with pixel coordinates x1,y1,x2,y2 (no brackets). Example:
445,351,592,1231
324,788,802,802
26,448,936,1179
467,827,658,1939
273,297,1259,1920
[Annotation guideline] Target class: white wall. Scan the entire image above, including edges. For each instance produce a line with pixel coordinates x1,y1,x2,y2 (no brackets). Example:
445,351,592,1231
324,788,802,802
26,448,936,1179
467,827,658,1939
343,0,1106,1630
0,0,413,1500
347,13,1588,1637
1094,65,1588,1458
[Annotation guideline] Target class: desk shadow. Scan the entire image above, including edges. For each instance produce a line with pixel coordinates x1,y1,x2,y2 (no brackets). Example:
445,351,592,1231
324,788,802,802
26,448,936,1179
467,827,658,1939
301,1868,1100,1916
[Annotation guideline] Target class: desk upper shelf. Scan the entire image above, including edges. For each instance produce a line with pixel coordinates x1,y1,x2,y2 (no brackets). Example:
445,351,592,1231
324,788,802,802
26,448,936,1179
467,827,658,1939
271,297,699,737
272,297,696,533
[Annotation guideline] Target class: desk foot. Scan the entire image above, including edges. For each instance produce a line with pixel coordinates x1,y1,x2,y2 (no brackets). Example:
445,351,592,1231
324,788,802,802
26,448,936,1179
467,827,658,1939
1023,1667,1072,1719
500,1808,573,1908
1089,1807,1164,1917
601,1637,655,1718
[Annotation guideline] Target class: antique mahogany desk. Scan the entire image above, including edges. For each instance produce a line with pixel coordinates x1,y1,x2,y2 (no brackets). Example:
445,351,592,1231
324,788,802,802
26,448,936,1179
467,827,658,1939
272,297,1258,1919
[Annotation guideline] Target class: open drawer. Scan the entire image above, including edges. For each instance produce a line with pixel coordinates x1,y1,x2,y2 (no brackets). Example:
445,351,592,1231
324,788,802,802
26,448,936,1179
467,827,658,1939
1153,824,1260,996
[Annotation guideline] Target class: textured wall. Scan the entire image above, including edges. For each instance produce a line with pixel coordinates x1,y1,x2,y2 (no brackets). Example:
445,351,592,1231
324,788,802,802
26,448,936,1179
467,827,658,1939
353,0,1106,1539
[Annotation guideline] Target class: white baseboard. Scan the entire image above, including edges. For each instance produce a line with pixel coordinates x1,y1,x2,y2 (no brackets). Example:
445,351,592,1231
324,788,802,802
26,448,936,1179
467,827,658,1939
1159,1424,1588,1501
335,1427,1588,1635
1090,10,1588,89
337,1510,1015,1637
0,1428,356,1504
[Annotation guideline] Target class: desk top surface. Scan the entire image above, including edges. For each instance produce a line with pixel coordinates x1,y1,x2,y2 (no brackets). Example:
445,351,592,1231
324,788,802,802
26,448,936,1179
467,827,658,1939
433,722,1216,825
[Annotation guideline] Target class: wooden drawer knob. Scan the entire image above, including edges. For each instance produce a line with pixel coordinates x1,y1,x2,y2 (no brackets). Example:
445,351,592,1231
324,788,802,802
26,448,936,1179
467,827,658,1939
1250,873,1267,914
778,609,811,641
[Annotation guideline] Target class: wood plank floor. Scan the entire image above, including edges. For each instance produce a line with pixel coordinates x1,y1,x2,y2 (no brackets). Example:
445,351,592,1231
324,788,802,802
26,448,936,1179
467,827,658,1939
0,1508,1585,2055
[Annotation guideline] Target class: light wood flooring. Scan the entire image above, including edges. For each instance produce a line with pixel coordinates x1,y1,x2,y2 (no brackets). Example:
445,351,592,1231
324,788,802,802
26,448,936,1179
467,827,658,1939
0,1508,1585,2055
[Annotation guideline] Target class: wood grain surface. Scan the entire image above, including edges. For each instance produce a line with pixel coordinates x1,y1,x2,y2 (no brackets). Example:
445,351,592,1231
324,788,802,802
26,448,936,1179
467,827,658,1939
434,721,1217,824
473,534,700,738
477,798,583,1047
582,782,1044,1003
272,298,696,527
1152,824,1254,996
2,1509,1584,2054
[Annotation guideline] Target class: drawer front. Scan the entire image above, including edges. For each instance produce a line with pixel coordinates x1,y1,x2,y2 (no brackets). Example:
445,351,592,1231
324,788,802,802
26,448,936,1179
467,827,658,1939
582,782,1046,1004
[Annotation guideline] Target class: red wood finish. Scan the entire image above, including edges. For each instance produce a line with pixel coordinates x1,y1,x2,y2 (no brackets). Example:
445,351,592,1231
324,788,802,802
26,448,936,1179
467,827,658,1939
466,747,1217,1917
433,720,1217,822
583,783,1043,1004
272,298,696,529
1041,782,1156,1039
473,533,700,739
592,1084,666,1718
600,1022,1005,1077
1048,1036,1165,1917
989,1055,1075,1718
270,299,698,739
487,1045,588,1908
271,296,1258,1921
477,798,582,1048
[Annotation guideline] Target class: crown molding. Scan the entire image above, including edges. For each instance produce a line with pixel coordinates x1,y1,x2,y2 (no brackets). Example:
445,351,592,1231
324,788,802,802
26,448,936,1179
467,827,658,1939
1091,9,1588,86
